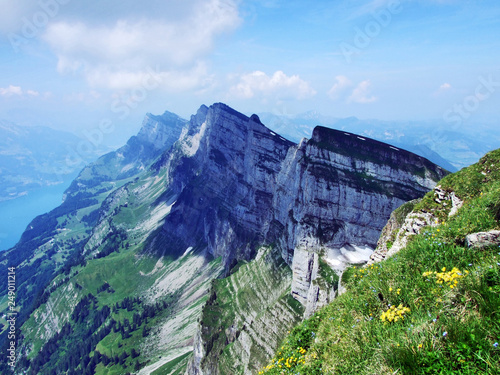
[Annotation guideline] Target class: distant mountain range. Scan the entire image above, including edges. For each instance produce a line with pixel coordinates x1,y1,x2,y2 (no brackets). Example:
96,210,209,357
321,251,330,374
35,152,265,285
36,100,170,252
258,112,500,172
0,121,109,201
2,112,494,205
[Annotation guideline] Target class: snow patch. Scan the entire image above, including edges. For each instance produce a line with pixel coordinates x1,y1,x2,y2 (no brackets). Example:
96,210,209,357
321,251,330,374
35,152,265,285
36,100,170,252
357,136,366,141
340,244,373,263
323,244,374,271
390,146,400,151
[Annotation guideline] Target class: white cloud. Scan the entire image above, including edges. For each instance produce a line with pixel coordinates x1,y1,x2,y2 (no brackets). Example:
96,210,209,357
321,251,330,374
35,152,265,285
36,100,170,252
230,70,316,100
432,82,453,97
328,76,377,104
0,85,48,99
348,80,377,103
439,82,452,90
84,62,212,92
0,85,23,97
41,0,240,91
327,75,352,100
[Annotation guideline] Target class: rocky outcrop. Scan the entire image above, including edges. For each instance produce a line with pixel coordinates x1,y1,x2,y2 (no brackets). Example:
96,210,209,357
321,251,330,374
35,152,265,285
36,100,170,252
466,230,500,249
433,185,464,216
369,185,465,265
385,210,436,260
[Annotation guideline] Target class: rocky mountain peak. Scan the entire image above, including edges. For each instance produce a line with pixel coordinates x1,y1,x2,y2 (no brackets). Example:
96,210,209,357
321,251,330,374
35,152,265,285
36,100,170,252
154,103,447,281
157,103,294,264
250,113,262,124
136,110,187,150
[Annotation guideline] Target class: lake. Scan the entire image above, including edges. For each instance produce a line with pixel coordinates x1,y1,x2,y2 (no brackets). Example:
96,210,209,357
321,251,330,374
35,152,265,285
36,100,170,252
0,177,76,251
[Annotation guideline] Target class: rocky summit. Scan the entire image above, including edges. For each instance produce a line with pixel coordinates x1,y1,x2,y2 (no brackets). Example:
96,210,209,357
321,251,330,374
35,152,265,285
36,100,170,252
0,103,447,375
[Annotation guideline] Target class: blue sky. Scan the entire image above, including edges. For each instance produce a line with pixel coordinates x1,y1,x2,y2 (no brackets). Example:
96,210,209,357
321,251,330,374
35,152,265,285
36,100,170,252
0,0,499,147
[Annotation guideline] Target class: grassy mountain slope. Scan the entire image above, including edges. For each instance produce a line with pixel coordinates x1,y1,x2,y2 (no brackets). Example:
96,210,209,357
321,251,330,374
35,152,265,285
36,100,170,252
1,165,225,374
259,149,500,374
0,112,204,374
197,247,304,374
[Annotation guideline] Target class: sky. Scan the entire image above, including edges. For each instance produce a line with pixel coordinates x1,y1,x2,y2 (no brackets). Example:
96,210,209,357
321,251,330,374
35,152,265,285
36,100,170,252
0,0,499,148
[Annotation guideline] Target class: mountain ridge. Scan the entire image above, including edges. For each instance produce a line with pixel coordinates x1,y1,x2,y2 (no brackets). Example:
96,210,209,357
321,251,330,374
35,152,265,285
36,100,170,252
258,111,500,172
0,103,447,375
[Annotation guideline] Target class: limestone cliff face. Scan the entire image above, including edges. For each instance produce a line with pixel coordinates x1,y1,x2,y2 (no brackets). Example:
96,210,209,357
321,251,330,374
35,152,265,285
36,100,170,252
156,106,446,272
270,126,448,314
156,103,293,265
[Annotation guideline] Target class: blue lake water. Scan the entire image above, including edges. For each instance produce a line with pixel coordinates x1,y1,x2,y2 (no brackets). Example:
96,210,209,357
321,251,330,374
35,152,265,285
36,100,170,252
0,178,75,251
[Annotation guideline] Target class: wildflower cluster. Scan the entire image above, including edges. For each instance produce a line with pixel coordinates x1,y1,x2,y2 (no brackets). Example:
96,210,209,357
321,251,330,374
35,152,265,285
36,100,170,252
352,264,381,280
259,346,308,374
380,304,411,323
422,267,468,289
388,287,401,295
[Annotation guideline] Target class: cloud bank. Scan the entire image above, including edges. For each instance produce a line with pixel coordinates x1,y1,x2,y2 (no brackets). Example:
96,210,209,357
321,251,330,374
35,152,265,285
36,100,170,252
230,70,316,100
40,0,241,91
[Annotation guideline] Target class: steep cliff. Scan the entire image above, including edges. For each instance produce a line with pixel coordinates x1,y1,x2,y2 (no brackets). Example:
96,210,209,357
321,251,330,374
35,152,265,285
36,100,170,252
271,127,447,316
154,104,293,265
1,103,448,375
